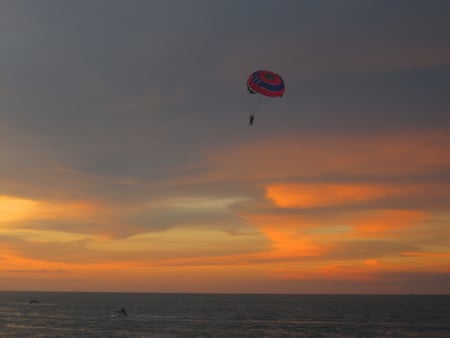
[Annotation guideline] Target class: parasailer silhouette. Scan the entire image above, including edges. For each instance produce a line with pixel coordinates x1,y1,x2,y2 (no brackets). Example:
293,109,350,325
115,307,128,316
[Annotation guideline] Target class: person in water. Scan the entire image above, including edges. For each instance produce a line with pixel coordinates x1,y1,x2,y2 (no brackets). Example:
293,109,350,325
116,307,128,316
249,114,255,126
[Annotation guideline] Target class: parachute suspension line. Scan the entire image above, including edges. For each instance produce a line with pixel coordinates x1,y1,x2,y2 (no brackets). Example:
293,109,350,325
249,93,262,125
250,94,263,116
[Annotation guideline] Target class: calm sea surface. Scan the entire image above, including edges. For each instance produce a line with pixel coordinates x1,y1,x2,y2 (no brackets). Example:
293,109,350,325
0,292,449,337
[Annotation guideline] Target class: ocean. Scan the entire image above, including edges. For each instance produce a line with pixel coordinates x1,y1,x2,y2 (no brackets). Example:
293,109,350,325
0,292,449,337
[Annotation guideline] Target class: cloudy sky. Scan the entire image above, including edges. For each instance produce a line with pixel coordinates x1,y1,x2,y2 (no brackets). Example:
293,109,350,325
1,0,450,293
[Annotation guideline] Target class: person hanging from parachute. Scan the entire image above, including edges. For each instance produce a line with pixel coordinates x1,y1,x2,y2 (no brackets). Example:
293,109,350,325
247,70,285,125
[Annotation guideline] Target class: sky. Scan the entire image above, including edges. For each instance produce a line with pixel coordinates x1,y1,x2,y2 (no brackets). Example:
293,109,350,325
1,0,450,294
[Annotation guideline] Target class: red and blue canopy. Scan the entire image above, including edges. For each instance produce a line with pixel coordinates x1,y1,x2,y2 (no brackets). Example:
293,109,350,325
247,70,285,97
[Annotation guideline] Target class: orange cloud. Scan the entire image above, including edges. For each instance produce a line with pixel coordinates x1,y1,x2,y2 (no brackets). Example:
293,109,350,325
242,213,333,266
315,263,381,281
0,194,104,225
234,204,438,278
0,195,40,223
401,251,450,258
266,183,427,208
350,209,428,235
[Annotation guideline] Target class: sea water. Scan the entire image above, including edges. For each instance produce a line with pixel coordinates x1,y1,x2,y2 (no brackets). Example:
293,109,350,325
1,292,449,337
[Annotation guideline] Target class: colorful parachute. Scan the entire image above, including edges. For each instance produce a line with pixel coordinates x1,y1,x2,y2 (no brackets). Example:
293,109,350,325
247,70,285,97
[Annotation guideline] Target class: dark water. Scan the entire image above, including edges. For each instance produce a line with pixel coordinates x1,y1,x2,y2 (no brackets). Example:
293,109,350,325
1,292,449,337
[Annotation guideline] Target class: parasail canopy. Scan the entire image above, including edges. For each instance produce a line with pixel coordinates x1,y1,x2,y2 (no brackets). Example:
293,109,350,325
247,70,285,97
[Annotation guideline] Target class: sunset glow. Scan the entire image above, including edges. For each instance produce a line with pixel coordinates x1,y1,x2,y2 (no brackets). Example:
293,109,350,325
1,1,449,294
